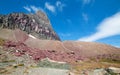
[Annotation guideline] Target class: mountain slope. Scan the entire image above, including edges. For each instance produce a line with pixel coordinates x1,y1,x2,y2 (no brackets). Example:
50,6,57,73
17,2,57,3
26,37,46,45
0,28,119,59
0,11,60,40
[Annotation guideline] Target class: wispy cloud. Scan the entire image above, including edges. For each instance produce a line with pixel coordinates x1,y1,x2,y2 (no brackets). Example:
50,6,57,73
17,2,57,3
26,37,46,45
82,13,88,22
81,0,95,7
45,2,56,13
79,12,120,41
30,6,40,12
23,5,44,13
115,45,120,48
23,6,31,12
56,1,66,11
45,1,65,13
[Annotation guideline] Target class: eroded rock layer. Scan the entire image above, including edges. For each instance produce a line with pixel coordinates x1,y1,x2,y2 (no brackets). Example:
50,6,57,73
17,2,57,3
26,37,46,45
0,11,60,40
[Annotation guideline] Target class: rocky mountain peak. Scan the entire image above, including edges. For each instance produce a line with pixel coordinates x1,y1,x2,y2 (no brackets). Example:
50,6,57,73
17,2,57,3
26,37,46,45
36,10,49,23
0,10,60,40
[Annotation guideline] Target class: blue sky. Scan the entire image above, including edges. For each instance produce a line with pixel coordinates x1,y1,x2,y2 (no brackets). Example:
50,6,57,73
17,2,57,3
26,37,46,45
0,0,120,47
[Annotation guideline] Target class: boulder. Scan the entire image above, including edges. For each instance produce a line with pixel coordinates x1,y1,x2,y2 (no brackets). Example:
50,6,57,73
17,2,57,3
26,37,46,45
106,67,120,74
86,69,108,75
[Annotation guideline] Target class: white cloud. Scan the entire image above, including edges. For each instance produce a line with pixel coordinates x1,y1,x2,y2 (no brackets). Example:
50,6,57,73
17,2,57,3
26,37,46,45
23,5,44,13
30,6,40,12
115,45,120,48
45,2,55,13
79,12,120,42
81,0,94,6
23,6,31,12
82,13,88,22
44,1,65,13
56,1,65,11
56,1,61,7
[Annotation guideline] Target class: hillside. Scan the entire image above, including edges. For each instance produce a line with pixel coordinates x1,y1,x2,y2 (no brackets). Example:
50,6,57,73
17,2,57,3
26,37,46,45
0,28,120,75
0,11,120,75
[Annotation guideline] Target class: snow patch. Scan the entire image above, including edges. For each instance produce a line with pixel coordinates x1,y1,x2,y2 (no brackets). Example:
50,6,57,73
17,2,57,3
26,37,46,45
29,34,36,39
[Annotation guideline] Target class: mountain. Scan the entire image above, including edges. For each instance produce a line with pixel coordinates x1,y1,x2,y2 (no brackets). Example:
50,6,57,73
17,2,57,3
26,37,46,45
0,11,120,75
0,10,60,40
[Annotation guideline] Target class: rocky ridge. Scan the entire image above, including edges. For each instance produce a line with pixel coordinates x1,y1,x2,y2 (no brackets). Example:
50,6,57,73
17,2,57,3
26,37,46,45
0,10,60,40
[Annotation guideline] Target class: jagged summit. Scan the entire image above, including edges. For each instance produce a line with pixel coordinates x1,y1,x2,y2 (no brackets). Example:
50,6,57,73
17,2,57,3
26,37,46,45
0,10,60,40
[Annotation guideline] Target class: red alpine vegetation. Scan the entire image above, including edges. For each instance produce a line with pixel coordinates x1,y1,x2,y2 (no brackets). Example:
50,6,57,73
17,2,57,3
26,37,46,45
3,40,84,62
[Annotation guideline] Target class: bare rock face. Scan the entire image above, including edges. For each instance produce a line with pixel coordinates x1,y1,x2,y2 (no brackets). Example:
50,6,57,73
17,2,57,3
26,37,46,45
0,11,60,40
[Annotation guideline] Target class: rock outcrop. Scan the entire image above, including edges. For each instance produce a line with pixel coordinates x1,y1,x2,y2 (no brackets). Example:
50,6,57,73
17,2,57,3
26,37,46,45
80,67,120,75
0,11,60,40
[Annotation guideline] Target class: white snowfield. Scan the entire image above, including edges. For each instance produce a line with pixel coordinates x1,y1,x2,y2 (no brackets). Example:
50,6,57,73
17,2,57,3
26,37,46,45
29,34,37,39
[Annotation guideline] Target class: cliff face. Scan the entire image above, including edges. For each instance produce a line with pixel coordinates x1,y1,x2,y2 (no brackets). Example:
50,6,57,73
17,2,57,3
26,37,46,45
0,11,60,40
